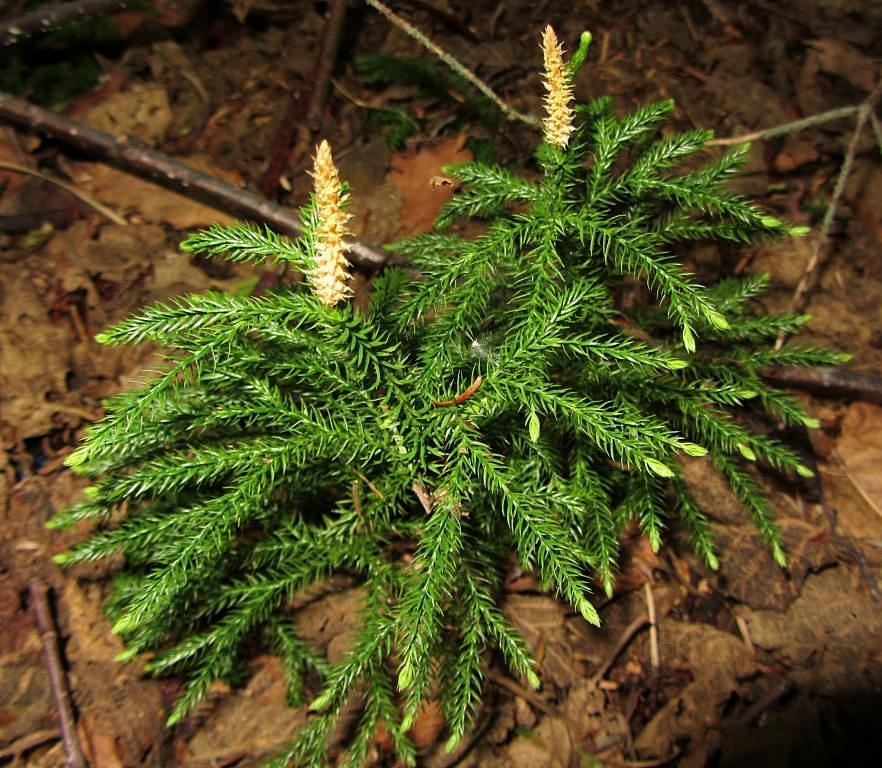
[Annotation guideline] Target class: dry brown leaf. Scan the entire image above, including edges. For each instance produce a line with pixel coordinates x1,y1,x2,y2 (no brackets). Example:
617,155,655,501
633,621,756,767
805,39,879,92
79,84,173,146
713,517,836,611
408,698,445,751
388,135,472,235
68,155,238,229
504,595,586,689
834,402,882,524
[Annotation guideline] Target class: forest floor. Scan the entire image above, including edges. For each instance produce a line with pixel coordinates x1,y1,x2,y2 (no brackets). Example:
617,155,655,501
2,1,882,766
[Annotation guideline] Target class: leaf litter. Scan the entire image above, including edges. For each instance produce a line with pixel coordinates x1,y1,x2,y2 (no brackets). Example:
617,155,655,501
2,1,882,766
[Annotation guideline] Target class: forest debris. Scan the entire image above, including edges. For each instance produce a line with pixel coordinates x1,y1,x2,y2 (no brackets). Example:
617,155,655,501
388,134,471,233
29,580,87,768
735,566,882,693
804,39,880,93
79,84,173,146
69,155,237,229
504,594,585,689
183,656,307,764
712,518,836,611
0,92,390,267
632,621,756,768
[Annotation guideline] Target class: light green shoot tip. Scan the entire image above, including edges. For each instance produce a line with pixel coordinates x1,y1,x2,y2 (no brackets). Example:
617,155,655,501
667,358,689,370
526,669,541,690
682,325,696,354
567,30,593,78
400,710,415,732
578,597,601,627
528,410,541,442
115,647,139,663
397,661,414,691
111,615,136,635
706,552,720,571
707,310,730,330
444,735,460,753
796,463,815,479
681,442,708,457
645,458,675,478
308,689,332,712
52,552,69,565
801,416,821,429
789,225,811,237
772,544,788,568
737,443,757,461
94,332,111,344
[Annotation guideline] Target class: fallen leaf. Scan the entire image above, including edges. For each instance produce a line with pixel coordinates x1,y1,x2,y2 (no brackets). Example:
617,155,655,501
79,84,173,146
409,698,445,751
805,39,879,92
388,134,472,234
69,155,238,229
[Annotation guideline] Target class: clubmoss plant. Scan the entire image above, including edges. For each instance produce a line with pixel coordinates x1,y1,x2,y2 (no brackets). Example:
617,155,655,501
53,26,845,767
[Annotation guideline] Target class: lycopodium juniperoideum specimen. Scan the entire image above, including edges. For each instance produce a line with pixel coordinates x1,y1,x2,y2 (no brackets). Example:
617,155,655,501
53,26,847,767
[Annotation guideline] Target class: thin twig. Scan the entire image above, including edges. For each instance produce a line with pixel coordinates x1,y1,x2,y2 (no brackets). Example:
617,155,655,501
29,580,87,768
739,677,796,727
0,728,61,761
363,0,539,128
735,615,756,656
776,80,882,350
621,750,683,768
0,91,391,268
644,581,659,671
592,615,651,682
1,0,128,46
307,0,348,130
0,159,127,225
869,110,882,159
707,105,861,146
412,480,434,514
760,366,882,405
485,669,558,716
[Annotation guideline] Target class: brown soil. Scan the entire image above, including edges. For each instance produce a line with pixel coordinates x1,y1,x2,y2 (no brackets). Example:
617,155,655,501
2,1,881,766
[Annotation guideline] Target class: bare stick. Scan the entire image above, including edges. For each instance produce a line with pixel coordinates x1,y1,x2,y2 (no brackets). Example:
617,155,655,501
0,728,61,761
739,677,796,727
485,669,558,716
412,480,434,514
1,0,128,46
708,105,860,146
869,110,882,158
760,366,882,405
592,615,651,682
363,0,539,128
775,80,882,350
0,159,127,224
29,580,87,768
0,91,391,268
644,581,659,671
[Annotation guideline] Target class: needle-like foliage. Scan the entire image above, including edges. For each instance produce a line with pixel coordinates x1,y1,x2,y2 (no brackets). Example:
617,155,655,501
54,26,846,767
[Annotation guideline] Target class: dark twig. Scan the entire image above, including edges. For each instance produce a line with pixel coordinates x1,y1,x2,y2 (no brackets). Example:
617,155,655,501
592,615,651,682
761,366,882,405
1,0,128,46
0,91,390,268
739,677,796,727
29,580,87,768
0,728,62,761
485,668,558,716
307,0,348,131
